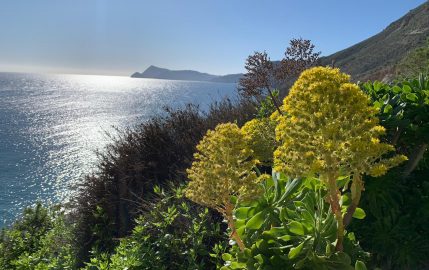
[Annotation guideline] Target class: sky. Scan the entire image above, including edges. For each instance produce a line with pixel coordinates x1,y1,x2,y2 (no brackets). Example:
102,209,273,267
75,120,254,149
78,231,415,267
0,0,426,76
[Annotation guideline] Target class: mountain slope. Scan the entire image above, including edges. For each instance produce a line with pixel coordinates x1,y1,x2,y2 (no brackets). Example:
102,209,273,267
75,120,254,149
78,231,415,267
321,1,429,81
131,65,242,83
133,2,428,84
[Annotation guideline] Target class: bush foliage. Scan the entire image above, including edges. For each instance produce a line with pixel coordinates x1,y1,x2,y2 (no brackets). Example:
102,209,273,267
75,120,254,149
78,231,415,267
0,203,76,269
73,99,256,264
84,185,226,270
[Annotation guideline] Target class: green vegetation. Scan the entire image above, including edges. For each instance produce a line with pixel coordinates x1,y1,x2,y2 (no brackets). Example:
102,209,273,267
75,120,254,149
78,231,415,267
83,185,226,270
0,203,75,269
221,175,369,270
186,123,262,252
355,75,429,269
274,67,406,252
2,56,429,269
396,39,429,78
183,67,407,269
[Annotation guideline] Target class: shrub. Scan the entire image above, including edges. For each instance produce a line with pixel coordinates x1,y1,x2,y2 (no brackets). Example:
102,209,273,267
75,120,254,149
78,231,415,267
242,117,277,166
352,167,429,269
0,203,75,269
361,75,429,177
73,99,257,265
185,67,409,269
353,75,429,269
84,185,227,270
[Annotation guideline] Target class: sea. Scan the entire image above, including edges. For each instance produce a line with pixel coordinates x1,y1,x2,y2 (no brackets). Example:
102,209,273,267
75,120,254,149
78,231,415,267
0,72,238,226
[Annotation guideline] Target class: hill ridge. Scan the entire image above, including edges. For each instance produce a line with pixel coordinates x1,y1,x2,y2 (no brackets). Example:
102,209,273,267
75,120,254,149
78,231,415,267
321,1,429,81
131,65,242,83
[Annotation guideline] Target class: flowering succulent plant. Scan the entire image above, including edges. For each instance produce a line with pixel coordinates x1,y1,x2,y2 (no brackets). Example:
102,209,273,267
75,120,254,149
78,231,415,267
274,67,407,250
185,123,262,251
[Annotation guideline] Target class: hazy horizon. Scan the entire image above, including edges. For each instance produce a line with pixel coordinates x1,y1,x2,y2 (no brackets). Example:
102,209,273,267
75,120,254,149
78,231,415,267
0,0,426,76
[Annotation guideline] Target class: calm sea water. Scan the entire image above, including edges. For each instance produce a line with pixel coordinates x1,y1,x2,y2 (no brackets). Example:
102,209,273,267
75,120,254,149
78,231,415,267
0,72,238,226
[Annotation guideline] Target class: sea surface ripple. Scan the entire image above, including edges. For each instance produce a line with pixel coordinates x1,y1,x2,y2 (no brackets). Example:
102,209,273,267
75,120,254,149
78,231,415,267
0,72,238,226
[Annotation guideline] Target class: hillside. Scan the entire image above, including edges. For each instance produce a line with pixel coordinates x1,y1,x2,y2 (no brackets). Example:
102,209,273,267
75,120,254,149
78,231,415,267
321,1,429,81
131,65,242,83
132,2,428,84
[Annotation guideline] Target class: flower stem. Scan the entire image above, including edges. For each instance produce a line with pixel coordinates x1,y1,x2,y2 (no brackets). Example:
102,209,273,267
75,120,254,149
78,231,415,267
224,202,245,252
343,174,363,227
326,174,344,252
403,143,427,179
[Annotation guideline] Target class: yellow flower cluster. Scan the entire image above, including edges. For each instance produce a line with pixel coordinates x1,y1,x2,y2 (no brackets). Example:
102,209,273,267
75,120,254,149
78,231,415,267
241,118,277,166
185,123,262,210
274,66,407,178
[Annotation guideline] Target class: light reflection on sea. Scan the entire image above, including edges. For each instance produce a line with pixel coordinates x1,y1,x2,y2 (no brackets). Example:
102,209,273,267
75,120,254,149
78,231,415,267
0,72,237,226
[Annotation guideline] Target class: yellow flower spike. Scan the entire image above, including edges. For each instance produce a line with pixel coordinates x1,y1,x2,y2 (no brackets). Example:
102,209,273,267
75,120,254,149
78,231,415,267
186,123,261,206
185,122,262,252
275,66,405,180
241,118,277,166
274,66,407,251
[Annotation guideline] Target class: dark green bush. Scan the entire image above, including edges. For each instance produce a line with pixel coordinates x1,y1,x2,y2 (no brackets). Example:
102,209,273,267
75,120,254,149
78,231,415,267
353,167,429,269
0,203,76,269
84,185,227,270
354,75,429,269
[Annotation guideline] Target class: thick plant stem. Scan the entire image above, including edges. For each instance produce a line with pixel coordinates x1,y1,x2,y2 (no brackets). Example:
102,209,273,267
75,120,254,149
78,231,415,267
403,143,428,179
326,174,344,252
266,86,283,116
343,174,363,227
391,127,402,146
224,202,245,252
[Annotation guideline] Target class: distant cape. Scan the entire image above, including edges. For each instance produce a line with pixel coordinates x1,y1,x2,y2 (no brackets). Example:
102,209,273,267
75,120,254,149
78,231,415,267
131,65,243,83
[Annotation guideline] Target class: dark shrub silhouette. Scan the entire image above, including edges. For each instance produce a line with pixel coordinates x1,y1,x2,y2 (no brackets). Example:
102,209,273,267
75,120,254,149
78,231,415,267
72,98,257,264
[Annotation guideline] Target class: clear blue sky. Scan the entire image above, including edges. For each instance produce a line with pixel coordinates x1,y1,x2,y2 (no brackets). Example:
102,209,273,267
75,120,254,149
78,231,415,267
0,0,426,76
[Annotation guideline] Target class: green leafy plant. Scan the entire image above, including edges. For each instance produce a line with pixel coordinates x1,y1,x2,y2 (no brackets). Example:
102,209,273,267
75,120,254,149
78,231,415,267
361,74,429,177
352,168,429,269
354,75,429,269
185,67,408,269
221,175,368,270
0,203,76,269
84,185,226,270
